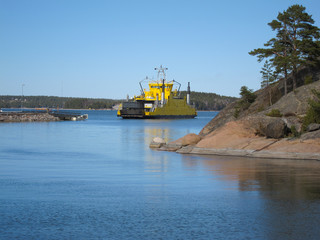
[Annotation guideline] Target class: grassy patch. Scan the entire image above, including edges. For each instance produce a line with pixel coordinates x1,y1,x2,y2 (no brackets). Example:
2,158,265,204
266,109,283,117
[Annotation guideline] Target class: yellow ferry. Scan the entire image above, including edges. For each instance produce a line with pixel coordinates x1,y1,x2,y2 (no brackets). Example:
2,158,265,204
117,66,197,119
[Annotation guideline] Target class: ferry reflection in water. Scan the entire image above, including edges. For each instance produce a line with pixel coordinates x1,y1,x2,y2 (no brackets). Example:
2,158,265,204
142,120,192,174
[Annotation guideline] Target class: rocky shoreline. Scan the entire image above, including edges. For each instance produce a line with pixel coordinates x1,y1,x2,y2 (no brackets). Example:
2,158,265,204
150,80,320,161
150,130,320,161
0,112,60,122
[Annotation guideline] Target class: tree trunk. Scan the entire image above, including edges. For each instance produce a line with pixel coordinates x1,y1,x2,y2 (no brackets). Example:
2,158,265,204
269,87,272,106
284,69,288,95
292,67,297,90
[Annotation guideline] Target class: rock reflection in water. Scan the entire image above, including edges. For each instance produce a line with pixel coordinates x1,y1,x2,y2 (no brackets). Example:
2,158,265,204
181,155,320,200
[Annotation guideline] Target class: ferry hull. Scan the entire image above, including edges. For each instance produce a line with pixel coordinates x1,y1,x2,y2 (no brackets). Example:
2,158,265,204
119,95,197,119
145,115,196,119
120,114,196,119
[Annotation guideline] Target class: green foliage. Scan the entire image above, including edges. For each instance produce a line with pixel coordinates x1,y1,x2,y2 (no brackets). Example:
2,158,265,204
64,98,89,109
260,60,277,88
240,86,257,104
304,75,313,85
179,91,237,110
249,4,320,94
89,101,110,109
303,89,320,129
260,60,278,106
233,106,240,119
233,86,257,118
290,125,300,138
266,109,283,117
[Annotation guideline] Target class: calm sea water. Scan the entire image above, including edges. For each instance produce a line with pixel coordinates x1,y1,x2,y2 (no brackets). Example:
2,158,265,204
1,110,320,240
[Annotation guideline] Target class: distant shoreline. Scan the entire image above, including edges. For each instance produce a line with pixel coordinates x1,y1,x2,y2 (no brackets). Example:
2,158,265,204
1,107,116,111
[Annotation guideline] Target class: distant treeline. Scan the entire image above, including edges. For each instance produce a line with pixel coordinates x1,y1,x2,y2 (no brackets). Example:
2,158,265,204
0,96,122,109
180,91,237,110
0,92,237,110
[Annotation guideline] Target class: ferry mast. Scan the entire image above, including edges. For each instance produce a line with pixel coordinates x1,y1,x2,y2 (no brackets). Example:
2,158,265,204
154,65,168,82
154,65,168,105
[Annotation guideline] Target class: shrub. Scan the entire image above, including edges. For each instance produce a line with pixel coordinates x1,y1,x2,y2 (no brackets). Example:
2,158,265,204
266,109,282,117
304,75,313,85
290,125,300,138
240,86,257,104
257,105,265,112
233,107,240,119
232,86,258,119
302,89,320,130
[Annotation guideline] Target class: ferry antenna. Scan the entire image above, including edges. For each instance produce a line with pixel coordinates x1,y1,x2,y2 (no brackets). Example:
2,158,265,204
154,65,168,82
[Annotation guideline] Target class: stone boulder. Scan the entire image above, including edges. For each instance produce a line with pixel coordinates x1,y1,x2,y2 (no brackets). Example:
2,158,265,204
158,133,201,152
149,137,166,149
176,145,195,154
180,133,202,146
282,116,302,133
261,81,320,117
301,129,320,140
242,115,297,138
160,143,183,152
241,115,280,137
266,118,287,139
171,133,201,146
199,102,237,136
306,123,320,132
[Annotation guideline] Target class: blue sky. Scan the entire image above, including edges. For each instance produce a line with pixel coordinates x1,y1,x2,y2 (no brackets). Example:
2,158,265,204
1,0,320,99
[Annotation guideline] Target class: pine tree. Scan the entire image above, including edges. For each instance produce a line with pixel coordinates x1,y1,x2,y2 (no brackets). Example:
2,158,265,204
260,60,277,105
273,5,320,89
249,5,320,94
260,60,276,88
